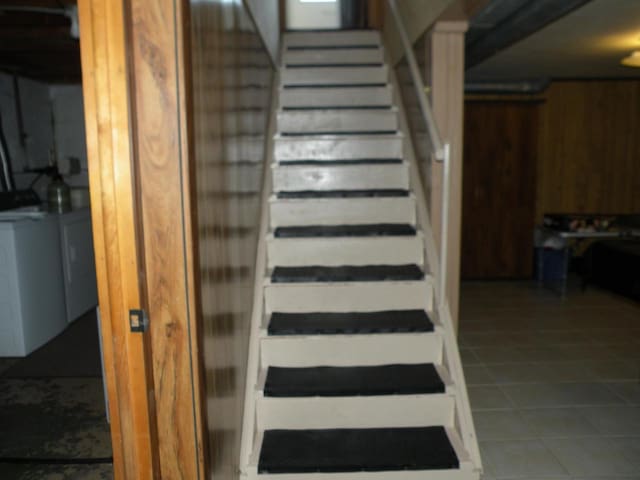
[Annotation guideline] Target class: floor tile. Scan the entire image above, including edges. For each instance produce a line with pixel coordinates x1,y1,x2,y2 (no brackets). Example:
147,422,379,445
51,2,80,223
480,439,568,477
460,348,481,366
472,410,533,440
468,386,514,410
544,437,639,476
606,381,640,405
519,407,598,437
463,365,495,385
501,382,625,408
580,405,640,435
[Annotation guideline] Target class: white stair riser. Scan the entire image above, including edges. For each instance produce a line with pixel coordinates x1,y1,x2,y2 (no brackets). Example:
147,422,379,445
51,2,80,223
284,30,381,48
257,395,454,430
267,235,423,267
264,280,432,313
275,135,403,161
279,86,392,109
269,197,416,227
272,163,408,192
283,48,384,66
261,333,442,367
282,66,388,86
277,110,398,134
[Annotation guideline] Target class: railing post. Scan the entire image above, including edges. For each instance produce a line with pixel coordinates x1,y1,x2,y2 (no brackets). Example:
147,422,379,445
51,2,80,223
439,143,451,308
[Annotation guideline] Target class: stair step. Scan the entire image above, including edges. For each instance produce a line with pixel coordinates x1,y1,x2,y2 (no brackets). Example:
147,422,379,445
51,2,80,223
274,134,402,162
269,196,416,227
274,224,416,238
261,328,440,367
278,158,401,165
283,30,381,49
277,109,398,134
267,233,423,267
258,427,459,474
264,364,444,397
276,189,408,199
272,162,408,192
279,86,392,109
271,265,424,283
282,66,388,87
283,48,384,67
268,310,433,335
256,389,455,430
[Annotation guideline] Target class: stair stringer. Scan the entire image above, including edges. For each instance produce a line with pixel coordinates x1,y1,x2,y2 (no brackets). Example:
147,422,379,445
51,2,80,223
239,73,280,473
389,58,483,475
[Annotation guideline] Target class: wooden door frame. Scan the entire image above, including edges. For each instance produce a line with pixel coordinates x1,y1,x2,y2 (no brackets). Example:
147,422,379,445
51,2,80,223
78,1,206,478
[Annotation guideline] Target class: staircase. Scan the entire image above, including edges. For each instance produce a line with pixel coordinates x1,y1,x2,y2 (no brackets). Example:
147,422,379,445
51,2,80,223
240,30,481,480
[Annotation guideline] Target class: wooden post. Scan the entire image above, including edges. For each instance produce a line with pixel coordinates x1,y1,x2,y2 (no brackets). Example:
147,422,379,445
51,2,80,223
429,21,468,332
78,0,206,477
78,1,160,478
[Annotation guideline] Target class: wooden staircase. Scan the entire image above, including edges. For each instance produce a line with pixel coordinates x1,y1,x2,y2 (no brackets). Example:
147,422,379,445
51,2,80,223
240,30,481,480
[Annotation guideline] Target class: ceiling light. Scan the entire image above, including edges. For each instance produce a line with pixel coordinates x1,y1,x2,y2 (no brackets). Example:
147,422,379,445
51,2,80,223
621,51,640,67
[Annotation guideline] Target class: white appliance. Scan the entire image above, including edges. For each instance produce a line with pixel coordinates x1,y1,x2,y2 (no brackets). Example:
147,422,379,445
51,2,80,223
0,207,98,357
0,214,68,356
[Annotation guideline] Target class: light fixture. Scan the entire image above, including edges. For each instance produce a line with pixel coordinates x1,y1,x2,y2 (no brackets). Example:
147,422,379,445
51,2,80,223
621,50,640,67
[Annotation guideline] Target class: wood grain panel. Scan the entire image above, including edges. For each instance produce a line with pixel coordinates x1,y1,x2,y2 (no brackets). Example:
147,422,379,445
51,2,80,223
537,80,640,219
127,0,206,477
462,101,539,279
78,1,159,477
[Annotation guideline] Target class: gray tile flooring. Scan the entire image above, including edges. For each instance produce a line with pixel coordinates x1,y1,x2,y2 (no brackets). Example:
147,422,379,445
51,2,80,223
460,281,640,480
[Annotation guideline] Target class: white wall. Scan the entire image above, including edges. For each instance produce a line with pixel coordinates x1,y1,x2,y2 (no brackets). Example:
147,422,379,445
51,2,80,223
286,0,340,30
50,85,89,187
0,73,88,197
245,0,280,65
0,74,52,177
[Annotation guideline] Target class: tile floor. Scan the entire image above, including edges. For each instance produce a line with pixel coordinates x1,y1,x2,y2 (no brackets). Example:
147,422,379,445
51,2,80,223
460,281,640,480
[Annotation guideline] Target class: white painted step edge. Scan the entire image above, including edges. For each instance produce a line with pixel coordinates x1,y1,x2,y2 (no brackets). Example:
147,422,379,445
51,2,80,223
269,195,416,228
271,161,409,192
259,331,443,367
264,277,433,313
256,391,456,430
266,233,424,267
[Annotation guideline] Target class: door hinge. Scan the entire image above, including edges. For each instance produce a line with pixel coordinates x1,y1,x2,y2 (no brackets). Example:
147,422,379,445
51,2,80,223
129,309,148,333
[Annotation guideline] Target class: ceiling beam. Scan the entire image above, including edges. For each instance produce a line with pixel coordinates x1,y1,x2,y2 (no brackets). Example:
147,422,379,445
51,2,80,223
466,0,593,69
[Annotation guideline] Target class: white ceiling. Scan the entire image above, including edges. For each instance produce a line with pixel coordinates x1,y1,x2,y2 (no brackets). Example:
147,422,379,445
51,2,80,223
467,0,640,81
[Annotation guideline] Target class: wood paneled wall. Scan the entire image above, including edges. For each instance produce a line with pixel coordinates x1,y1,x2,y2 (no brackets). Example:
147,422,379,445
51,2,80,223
537,80,640,219
189,1,273,478
462,101,539,279
462,80,640,279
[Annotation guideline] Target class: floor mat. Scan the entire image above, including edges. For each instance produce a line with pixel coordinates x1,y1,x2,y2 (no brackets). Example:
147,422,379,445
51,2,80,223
2,310,102,378
0,377,111,465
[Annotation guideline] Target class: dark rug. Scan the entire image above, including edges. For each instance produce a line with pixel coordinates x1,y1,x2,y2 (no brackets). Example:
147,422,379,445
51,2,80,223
0,377,112,478
2,310,102,379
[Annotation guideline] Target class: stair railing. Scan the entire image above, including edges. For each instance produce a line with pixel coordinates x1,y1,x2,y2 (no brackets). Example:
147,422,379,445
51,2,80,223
386,0,481,471
386,0,450,310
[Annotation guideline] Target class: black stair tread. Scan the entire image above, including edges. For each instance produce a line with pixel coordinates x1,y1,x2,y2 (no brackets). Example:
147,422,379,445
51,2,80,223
268,310,433,335
284,83,388,89
281,130,397,136
264,364,445,397
279,158,401,165
276,189,408,199
258,426,459,473
286,45,381,51
274,224,416,238
282,106,393,111
285,63,384,68
271,264,424,283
